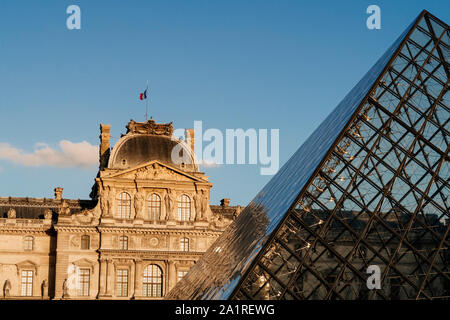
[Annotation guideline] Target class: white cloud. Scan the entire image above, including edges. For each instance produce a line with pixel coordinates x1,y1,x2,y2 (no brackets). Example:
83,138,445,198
0,140,98,169
199,159,222,168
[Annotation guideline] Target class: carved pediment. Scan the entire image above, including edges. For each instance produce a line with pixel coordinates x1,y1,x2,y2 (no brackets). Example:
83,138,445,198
16,260,38,275
105,161,205,182
72,258,95,270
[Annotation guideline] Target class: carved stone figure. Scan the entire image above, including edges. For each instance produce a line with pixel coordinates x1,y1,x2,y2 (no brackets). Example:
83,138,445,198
41,279,48,298
62,278,69,298
7,208,16,219
200,189,209,220
126,119,174,136
100,188,111,217
165,189,176,220
3,279,11,297
58,200,71,216
193,192,201,221
44,209,52,220
134,191,145,219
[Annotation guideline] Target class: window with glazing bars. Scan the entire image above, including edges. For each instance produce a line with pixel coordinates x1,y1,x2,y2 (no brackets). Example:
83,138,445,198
119,236,128,250
143,264,163,297
178,195,191,221
117,192,131,219
78,268,90,296
21,270,33,296
24,236,33,251
81,235,90,250
148,193,161,220
116,269,128,297
180,237,189,252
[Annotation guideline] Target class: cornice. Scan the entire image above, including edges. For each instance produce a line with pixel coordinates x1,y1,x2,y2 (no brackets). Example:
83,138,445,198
54,225,98,233
99,249,204,257
97,226,223,236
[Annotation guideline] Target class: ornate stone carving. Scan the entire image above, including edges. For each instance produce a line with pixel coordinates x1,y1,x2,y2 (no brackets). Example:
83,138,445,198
70,235,80,248
126,119,174,136
194,189,209,221
3,279,11,297
133,163,184,181
150,237,159,247
41,279,48,298
72,208,95,224
44,209,52,220
100,188,112,218
7,208,16,219
165,189,176,220
133,191,145,219
62,278,69,298
58,200,71,216
193,193,200,221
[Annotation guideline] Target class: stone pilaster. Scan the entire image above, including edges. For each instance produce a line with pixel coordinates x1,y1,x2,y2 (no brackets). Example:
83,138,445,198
105,259,114,296
167,260,177,293
98,258,107,297
134,259,143,298
54,233,70,299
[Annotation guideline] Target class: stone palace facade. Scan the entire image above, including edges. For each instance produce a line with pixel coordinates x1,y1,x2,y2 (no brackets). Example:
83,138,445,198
0,119,242,300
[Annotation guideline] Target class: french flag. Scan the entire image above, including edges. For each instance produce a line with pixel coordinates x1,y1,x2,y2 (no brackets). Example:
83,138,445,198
139,89,147,100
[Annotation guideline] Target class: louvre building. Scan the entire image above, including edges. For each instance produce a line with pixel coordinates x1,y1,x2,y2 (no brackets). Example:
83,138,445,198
0,119,242,299
167,10,449,300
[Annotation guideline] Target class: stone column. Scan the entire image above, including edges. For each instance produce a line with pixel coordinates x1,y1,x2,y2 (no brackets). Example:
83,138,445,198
129,260,136,299
167,260,177,293
98,258,107,297
105,259,114,296
134,259,143,298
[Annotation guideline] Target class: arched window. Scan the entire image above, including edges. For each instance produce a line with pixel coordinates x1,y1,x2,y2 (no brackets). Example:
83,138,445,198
180,237,189,252
119,236,128,250
81,235,90,250
178,195,191,221
148,193,161,221
24,236,34,251
117,192,131,219
143,264,163,297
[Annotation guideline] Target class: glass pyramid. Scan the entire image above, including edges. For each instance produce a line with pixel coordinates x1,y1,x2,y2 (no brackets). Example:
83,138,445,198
168,10,449,300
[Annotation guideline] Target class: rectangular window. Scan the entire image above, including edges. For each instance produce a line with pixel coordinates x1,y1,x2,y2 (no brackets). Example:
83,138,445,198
116,269,128,297
177,271,188,282
180,238,189,252
21,270,33,296
78,268,90,296
81,235,90,250
24,236,34,251
120,236,128,250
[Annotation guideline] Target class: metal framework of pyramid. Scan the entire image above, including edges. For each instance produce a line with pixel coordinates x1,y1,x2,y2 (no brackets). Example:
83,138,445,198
168,10,449,300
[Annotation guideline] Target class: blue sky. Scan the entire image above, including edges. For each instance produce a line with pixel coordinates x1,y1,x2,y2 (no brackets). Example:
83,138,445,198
0,0,449,206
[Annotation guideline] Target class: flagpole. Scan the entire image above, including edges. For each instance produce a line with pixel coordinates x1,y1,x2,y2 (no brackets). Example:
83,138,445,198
145,80,149,121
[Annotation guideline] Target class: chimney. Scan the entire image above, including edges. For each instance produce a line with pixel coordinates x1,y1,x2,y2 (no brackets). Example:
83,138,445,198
220,198,230,207
99,124,111,170
54,187,63,200
185,128,195,155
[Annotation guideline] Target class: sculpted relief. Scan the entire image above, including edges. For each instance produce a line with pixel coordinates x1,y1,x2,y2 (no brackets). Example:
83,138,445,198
133,191,145,219
194,189,210,221
100,188,113,218
7,208,16,219
132,163,190,182
165,189,176,221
